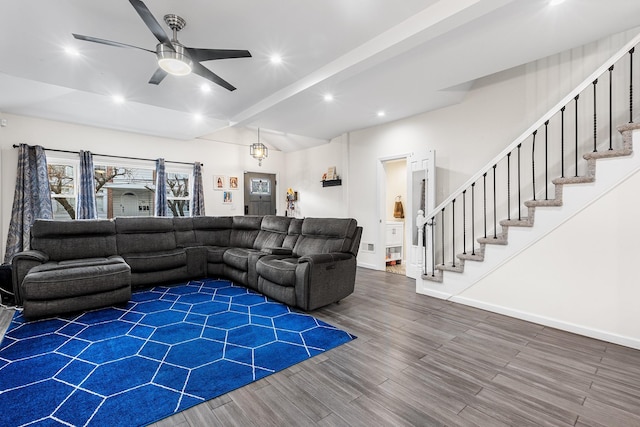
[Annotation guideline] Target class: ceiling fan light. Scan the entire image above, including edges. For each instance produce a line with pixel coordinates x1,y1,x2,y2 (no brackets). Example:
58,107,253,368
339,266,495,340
157,44,193,76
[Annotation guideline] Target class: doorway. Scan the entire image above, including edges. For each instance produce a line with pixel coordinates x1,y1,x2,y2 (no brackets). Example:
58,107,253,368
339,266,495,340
383,159,407,275
243,172,276,215
377,150,435,278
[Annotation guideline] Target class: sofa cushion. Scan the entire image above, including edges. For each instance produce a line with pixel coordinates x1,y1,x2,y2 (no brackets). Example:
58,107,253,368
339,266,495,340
230,216,262,249
30,219,117,262
223,247,260,271
193,216,232,246
205,246,228,264
22,257,130,300
254,215,291,250
255,256,298,287
115,217,177,253
173,217,196,247
293,218,358,257
283,219,303,249
121,249,187,273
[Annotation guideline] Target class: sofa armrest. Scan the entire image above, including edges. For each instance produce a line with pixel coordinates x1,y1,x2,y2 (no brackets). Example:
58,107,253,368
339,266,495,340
262,247,293,256
13,250,49,264
12,250,49,305
298,252,353,265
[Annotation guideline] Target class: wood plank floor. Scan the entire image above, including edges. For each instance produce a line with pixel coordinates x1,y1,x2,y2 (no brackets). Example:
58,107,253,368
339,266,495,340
2,268,640,426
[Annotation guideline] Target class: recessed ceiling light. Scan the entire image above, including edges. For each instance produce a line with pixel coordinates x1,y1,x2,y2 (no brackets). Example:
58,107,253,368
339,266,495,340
200,83,211,93
270,55,282,64
377,110,386,117
112,95,125,104
64,46,80,56
549,0,565,5
193,113,203,121
324,94,334,102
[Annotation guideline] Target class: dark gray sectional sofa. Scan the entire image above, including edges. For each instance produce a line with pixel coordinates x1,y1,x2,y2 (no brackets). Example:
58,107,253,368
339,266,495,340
12,215,362,319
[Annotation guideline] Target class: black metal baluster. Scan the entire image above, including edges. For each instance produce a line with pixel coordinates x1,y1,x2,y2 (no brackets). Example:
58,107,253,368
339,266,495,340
483,173,487,238
441,208,445,266
430,219,435,276
451,199,456,267
471,183,476,256
561,106,565,177
593,79,598,152
609,65,614,150
517,144,522,220
544,121,549,200
492,165,497,239
462,190,467,255
532,130,537,200
575,95,580,177
507,153,511,221
630,47,635,123
423,222,427,275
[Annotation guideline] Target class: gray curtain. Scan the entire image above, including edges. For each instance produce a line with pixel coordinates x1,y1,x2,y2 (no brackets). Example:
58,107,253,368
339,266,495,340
191,162,205,216
77,150,98,219
4,144,53,263
154,158,167,216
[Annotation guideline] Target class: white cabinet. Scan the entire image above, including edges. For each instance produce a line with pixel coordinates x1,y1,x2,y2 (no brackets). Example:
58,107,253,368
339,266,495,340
385,221,404,264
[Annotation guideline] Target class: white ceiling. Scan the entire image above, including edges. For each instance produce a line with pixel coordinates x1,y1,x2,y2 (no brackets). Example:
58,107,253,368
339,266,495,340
1,0,639,152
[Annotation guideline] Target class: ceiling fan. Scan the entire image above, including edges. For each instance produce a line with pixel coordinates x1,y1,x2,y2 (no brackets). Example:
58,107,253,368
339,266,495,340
72,0,251,91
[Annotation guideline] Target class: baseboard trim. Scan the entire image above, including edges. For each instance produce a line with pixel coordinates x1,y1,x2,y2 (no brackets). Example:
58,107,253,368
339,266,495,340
451,296,640,350
357,262,380,271
415,284,452,300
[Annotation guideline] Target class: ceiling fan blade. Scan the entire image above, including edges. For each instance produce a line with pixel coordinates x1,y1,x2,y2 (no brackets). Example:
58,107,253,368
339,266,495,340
148,68,168,85
192,62,236,91
129,0,173,48
72,34,154,53
186,48,252,62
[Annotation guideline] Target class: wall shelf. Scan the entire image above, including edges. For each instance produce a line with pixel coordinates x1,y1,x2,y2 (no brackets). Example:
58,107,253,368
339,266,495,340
321,179,342,187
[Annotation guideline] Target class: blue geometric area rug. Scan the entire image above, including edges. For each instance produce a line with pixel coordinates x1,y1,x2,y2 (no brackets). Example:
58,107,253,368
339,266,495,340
0,279,355,427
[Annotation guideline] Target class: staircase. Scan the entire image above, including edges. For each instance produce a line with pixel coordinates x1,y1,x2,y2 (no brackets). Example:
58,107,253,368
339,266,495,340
417,34,640,300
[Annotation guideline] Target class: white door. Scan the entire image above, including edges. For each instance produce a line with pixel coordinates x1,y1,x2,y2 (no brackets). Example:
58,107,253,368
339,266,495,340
407,150,435,279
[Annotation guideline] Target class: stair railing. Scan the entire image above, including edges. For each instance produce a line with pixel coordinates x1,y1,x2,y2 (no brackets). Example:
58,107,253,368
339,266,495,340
422,33,640,279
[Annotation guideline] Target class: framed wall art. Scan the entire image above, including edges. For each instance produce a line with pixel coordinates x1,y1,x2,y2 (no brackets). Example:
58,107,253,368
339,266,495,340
229,176,239,190
214,175,226,190
223,191,233,204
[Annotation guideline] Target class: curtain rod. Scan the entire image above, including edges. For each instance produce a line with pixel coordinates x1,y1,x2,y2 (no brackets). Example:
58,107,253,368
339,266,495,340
12,144,202,167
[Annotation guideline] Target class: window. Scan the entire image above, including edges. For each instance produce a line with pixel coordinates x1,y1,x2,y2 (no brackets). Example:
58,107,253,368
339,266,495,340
48,162,78,220
166,171,191,217
94,164,155,218
46,156,194,219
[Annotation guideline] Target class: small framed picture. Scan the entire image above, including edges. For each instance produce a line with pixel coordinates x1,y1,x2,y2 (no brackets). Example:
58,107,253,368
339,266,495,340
214,175,226,190
229,176,239,190
223,191,233,204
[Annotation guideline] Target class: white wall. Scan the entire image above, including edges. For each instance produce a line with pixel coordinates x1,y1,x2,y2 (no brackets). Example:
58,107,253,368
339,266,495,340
457,166,640,348
281,135,349,219
0,114,285,261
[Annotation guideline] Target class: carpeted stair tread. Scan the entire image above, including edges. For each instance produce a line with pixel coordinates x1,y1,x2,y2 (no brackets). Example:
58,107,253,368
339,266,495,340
458,252,484,262
583,148,632,160
477,235,508,245
552,176,595,185
437,262,464,273
500,217,534,227
524,199,562,207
